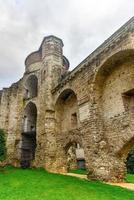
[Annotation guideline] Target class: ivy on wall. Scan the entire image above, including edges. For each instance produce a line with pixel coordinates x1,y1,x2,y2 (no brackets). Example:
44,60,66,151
0,129,6,161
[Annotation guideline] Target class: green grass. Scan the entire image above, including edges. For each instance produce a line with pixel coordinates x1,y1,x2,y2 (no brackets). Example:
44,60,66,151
0,166,134,200
68,169,87,175
126,173,134,183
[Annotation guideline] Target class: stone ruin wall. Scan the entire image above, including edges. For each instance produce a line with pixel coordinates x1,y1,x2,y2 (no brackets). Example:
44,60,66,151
0,18,134,182
51,24,134,181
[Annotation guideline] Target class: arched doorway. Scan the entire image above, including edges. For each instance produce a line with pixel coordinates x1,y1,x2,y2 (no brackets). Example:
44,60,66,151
118,136,134,175
65,141,86,171
24,75,38,99
20,102,37,168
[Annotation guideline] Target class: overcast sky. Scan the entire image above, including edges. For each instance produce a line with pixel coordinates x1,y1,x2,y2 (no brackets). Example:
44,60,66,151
0,0,134,89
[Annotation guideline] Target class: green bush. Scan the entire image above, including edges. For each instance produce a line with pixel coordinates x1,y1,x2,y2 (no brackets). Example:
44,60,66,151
0,129,6,161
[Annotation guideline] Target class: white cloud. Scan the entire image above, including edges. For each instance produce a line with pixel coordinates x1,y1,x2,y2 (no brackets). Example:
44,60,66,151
0,0,134,89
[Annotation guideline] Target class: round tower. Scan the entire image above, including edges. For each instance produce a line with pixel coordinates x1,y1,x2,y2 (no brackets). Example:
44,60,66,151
41,35,69,87
41,35,63,62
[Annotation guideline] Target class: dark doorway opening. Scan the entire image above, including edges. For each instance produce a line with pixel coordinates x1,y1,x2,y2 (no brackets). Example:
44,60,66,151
126,148,134,174
20,131,36,168
20,102,37,168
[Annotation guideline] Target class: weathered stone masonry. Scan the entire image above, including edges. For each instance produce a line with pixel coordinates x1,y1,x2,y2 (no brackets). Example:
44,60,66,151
0,17,134,182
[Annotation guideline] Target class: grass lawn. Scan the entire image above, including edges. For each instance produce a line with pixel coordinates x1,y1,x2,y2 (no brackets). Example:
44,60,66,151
126,173,134,183
0,167,134,200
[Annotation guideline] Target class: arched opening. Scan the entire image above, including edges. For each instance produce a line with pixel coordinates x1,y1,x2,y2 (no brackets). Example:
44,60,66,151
118,137,134,175
20,102,37,168
93,49,134,181
55,89,78,133
24,75,38,99
65,142,86,172
94,49,134,119
23,102,37,132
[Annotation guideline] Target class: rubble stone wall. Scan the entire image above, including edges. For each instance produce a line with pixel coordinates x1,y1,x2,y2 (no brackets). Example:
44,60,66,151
0,18,134,182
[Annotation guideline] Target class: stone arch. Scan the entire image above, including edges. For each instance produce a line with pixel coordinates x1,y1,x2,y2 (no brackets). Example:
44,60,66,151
93,49,134,118
63,134,86,171
118,136,134,159
65,141,79,171
20,102,37,168
24,75,38,99
55,89,79,133
92,49,134,181
23,101,37,132
116,134,134,175
63,133,83,150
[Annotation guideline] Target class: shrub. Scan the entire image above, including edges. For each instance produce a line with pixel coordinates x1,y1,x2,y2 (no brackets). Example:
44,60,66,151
0,129,6,161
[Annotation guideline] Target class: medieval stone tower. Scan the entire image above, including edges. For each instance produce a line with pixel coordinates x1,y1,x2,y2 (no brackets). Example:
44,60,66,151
0,17,134,182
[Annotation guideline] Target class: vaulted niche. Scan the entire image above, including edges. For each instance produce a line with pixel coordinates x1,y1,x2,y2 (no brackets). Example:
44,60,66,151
94,49,134,119
20,102,37,168
24,75,38,99
55,89,78,133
